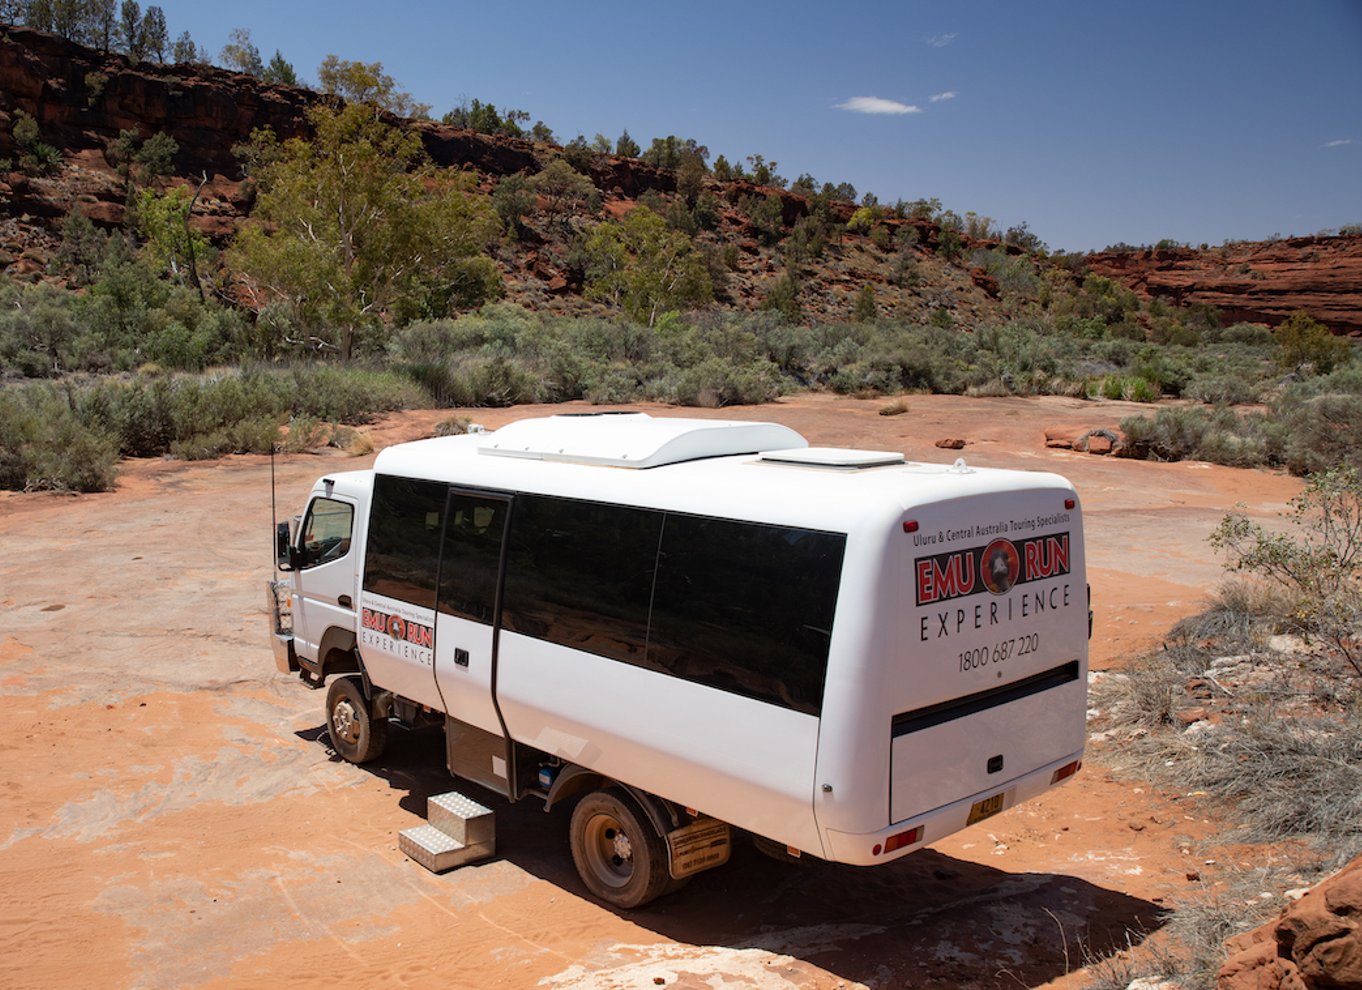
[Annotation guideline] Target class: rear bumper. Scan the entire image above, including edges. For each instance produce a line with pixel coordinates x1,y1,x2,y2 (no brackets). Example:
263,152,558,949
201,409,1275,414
821,749,1084,866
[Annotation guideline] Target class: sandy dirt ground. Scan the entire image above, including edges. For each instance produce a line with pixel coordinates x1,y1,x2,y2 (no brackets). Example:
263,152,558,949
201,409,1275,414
0,394,1304,990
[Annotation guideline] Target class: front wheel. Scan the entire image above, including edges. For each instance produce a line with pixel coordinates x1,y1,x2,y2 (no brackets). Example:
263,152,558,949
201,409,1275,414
325,676,387,764
569,789,670,909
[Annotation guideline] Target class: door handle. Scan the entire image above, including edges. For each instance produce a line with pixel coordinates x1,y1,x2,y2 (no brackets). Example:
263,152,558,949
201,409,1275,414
455,648,470,667
337,594,352,608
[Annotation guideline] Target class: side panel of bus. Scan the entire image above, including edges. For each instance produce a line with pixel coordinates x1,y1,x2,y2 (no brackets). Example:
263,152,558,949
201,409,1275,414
353,478,846,854
497,637,824,852
490,493,844,855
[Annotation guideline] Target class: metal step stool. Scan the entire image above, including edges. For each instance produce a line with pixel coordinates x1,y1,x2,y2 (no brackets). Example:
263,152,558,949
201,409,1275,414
399,791,496,873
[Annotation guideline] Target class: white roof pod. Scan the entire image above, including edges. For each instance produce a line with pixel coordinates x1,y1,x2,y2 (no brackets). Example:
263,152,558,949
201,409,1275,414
760,447,905,468
476,412,807,469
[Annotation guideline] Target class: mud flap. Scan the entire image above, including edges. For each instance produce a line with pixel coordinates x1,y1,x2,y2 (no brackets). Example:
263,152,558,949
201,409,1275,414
666,818,731,880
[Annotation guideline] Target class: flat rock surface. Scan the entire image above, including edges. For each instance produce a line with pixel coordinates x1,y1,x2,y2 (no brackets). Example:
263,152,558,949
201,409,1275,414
0,394,1305,989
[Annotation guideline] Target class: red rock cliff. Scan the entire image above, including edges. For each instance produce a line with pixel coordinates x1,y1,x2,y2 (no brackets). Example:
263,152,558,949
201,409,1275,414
1086,236,1362,336
0,24,677,226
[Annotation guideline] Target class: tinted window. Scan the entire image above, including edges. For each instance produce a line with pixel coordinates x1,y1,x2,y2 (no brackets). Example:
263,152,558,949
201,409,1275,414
502,495,660,664
438,492,509,624
648,515,845,715
362,475,445,609
300,497,353,568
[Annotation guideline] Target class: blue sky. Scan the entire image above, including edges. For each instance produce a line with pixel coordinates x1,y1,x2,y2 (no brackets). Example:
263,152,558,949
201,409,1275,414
166,0,1361,252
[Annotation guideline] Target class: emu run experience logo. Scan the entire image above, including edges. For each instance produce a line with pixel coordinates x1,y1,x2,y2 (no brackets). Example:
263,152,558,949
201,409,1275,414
360,607,434,649
915,534,1070,606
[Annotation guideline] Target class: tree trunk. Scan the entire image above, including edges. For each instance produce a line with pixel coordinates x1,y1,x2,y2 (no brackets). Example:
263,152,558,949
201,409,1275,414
184,171,208,302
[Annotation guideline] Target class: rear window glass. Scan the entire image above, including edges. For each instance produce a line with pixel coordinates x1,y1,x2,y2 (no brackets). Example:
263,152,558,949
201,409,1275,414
502,495,660,664
647,514,844,715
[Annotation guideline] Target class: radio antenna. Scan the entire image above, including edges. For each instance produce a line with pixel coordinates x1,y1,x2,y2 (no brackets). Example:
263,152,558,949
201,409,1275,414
270,441,279,567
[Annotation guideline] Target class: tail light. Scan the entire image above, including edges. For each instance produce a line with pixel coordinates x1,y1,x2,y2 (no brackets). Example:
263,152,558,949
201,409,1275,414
873,825,923,856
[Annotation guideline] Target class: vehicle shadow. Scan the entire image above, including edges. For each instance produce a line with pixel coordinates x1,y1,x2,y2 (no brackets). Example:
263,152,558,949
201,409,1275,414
297,722,1164,988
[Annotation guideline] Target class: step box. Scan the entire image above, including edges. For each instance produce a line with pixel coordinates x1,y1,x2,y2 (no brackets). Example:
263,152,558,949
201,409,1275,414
400,790,497,874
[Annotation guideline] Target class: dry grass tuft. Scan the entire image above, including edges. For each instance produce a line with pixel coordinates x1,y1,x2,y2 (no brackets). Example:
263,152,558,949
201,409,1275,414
878,398,910,416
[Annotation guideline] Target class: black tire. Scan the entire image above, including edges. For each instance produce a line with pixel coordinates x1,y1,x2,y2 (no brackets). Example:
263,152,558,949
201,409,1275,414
569,788,670,909
325,676,387,764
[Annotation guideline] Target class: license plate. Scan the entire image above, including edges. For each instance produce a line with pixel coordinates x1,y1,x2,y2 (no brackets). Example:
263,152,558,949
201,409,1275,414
966,792,1006,825
666,819,731,879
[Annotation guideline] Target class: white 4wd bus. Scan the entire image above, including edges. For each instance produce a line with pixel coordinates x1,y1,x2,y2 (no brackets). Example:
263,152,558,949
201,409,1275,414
269,412,1088,907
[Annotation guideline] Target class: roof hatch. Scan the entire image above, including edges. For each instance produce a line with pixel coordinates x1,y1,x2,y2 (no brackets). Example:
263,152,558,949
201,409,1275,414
477,413,807,468
760,447,906,468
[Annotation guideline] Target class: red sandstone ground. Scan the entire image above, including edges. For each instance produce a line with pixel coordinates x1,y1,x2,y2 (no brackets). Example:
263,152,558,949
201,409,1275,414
0,394,1306,989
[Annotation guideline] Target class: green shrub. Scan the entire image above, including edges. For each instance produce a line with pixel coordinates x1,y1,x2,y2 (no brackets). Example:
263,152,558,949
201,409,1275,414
11,110,61,176
76,377,177,456
582,366,641,404
1184,375,1259,406
1130,347,1191,396
1277,394,1362,475
0,261,255,375
288,366,423,422
170,415,281,460
1119,405,1282,468
648,356,781,407
1121,405,1223,461
1220,322,1274,346
0,384,119,491
1274,371,1362,474
60,366,425,465
1093,374,1159,402
1211,466,1362,677
1276,311,1351,374
1194,424,1274,468
442,354,543,406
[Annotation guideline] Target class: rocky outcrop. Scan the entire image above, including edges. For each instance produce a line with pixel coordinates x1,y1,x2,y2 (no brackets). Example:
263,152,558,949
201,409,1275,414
0,23,734,254
1218,857,1362,990
1086,236,1362,336
0,25,315,175
1043,425,1125,455
0,24,702,206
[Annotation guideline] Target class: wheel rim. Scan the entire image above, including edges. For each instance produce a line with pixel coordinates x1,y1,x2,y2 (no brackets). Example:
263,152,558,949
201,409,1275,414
581,811,635,889
331,698,361,745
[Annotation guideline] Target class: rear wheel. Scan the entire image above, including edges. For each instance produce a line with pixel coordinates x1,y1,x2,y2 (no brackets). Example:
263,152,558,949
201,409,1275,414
569,788,670,909
325,676,387,764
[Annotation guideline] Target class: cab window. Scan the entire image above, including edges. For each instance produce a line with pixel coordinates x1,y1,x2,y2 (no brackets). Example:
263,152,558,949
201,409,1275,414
300,498,353,568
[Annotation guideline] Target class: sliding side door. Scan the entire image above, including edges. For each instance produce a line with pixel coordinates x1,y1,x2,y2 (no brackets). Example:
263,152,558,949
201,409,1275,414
432,489,513,739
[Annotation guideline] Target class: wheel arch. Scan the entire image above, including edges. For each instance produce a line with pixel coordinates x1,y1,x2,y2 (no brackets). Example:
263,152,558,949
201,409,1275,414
547,768,679,839
318,628,360,679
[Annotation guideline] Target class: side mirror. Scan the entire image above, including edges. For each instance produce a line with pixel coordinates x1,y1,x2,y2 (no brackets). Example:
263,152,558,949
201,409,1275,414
276,521,297,571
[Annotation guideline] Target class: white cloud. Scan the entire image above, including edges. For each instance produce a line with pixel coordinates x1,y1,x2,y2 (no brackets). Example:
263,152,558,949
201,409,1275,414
836,96,923,115
926,33,957,48
929,91,958,103
1324,138,1353,148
